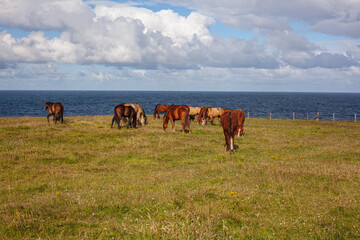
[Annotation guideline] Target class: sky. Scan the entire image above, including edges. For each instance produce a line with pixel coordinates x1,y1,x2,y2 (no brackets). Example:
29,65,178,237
0,0,360,92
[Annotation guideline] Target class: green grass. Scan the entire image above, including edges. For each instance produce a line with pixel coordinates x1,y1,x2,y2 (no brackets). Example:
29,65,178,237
1,116,360,239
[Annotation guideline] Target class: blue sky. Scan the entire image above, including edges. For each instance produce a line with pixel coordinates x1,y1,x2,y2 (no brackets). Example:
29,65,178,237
0,0,360,92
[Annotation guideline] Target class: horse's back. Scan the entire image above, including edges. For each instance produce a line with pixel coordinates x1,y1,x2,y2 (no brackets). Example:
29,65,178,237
189,106,201,115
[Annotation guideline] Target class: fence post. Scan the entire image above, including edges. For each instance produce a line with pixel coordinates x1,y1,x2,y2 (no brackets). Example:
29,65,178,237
248,112,249,119
317,112,319,121
270,112,272,120
293,112,295,120
333,113,335,121
307,114,309,120
355,113,357,122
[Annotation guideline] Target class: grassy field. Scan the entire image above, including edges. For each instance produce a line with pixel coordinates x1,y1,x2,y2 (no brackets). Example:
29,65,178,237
0,115,360,239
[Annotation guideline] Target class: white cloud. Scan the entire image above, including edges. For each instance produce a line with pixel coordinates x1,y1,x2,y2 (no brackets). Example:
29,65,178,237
159,0,360,38
0,0,359,91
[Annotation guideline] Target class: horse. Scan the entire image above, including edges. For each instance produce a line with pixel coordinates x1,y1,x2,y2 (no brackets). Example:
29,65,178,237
111,104,137,129
202,107,224,125
189,106,201,121
220,111,240,152
45,101,64,124
163,105,191,134
153,104,170,119
233,109,245,137
120,103,148,126
197,106,209,124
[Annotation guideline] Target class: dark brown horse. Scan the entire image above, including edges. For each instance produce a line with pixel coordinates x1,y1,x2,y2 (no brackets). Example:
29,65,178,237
153,104,170,119
220,111,240,152
233,109,245,137
45,101,64,124
111,105,137,129
120,103,148,126
163,105,191,133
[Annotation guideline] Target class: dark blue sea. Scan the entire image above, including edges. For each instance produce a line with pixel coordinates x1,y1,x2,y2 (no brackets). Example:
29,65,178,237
0,91,359,121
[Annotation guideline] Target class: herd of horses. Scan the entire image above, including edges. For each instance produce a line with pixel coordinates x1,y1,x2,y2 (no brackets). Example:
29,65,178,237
45,101,245,152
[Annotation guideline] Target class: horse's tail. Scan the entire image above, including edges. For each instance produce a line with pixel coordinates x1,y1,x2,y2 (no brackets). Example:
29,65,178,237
153,104,159,119
59,103,64,122
228,112,233,137
113,105,120,122
185,108,190,132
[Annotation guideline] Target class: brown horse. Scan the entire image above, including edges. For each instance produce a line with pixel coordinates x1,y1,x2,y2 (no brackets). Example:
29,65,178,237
197,106,209,124
111,105,137,129
45,101,64,124
120,103,148,126
202,107,224,125
153,104,170,119
233,109,245,137
220,111,240,152
163,105,191,133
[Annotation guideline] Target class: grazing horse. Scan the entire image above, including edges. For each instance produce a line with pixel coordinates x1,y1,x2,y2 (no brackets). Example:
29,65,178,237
220,111,240,152
202,107,224,125
45,101,64,124
121,103,148,126
197,106,209,124
233,109,245,137
111,105,137,129
163,105,191,134
189,106,201,121
153,104,170,119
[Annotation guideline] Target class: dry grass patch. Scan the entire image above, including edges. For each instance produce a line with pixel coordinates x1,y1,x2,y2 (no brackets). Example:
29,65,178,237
1,116,360,239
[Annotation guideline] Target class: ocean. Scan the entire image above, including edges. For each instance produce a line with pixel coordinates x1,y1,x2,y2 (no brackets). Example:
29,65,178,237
0,91,359,121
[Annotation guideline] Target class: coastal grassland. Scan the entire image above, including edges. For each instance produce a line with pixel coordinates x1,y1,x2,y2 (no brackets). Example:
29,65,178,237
0,116,359,239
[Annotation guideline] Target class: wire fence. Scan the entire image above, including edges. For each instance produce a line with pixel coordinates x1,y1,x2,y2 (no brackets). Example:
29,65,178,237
246,112,357,122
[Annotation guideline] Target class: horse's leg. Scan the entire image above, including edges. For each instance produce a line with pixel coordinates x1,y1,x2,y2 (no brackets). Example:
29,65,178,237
54,112,59,124
111,115,115,128
180,118,185,134
126,115,132,129
117,116,121,129
171,118,175,131
47,113,51,123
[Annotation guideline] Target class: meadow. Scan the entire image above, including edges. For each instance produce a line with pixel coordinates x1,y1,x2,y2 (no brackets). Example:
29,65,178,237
0,115,359,239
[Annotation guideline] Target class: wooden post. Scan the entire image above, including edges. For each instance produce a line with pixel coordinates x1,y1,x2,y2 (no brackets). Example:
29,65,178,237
248,112,249,119
317,112,319,121
307,114,309,120
333,113,335,121
270,112,272,120
293,112,295,120
355,113,357,122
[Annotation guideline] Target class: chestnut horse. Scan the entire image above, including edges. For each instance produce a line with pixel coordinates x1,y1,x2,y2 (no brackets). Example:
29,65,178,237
153,104,170,119
45,101,64,124
163,105,191,133
202,107,224,125
220,111,240,152
111,105,137,129
197,106,209,124
121,103,148,126
233,109,245,137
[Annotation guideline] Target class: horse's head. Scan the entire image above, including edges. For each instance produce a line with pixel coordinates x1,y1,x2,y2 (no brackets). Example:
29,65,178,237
201,109,208,126
45,101,51,111
162,115,168,131
142,115,148,125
